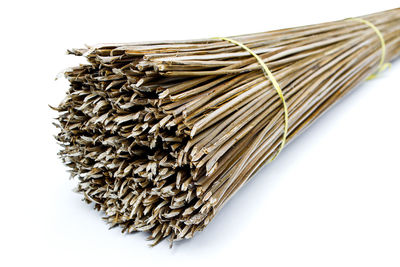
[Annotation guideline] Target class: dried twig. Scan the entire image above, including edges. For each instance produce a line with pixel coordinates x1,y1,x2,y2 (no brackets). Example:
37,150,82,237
54,8,400,246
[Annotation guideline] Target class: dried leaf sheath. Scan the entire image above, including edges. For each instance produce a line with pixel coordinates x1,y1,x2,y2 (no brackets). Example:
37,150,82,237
54,9,400,245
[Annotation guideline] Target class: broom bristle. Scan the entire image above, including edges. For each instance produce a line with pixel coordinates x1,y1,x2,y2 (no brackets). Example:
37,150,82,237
54,8,400,245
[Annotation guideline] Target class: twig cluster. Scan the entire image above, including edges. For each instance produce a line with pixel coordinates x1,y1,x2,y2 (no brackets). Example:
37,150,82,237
54,9,400,245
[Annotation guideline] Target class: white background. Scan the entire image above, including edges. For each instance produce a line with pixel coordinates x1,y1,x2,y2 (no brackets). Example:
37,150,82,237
1,1,399,266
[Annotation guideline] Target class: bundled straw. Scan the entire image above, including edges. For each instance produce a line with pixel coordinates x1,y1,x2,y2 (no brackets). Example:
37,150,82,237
54,8,400,245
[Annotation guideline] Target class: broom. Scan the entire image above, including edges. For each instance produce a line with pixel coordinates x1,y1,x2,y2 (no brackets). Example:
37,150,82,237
53,8,400,245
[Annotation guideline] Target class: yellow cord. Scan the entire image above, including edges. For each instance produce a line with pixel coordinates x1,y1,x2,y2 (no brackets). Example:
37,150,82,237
212,19,390,161
212,36,288,161
348,17,391,80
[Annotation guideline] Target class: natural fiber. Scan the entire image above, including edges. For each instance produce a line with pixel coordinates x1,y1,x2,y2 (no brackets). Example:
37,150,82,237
53,8,400,246
212,36,289,161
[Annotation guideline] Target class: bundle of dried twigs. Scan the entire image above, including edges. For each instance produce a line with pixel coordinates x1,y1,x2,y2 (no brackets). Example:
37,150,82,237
53,8,400,245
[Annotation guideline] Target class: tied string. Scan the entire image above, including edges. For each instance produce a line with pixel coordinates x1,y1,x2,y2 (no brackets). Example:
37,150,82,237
213,18,391,161
212,36,288,162
348,17,391,80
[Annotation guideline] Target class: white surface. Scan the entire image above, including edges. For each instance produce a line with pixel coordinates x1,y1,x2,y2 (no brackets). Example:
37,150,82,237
1,1,399,266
